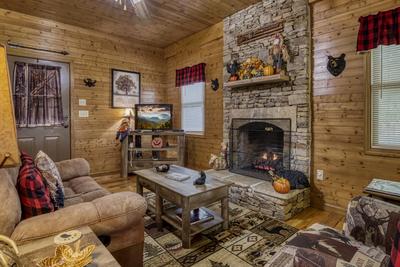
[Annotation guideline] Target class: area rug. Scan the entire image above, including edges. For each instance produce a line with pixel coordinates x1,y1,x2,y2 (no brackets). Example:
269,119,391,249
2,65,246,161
142,195,298,267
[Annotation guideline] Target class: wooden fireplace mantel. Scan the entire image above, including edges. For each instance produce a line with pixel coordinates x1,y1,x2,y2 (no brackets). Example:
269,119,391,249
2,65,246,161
224,73,290,89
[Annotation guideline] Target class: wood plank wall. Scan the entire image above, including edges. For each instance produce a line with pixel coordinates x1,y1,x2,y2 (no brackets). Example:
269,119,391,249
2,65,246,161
0,9,166,174
311,0,400,211
164,23,224,170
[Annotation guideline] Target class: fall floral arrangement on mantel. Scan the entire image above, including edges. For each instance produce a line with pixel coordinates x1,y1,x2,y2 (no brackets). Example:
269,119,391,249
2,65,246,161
226,34,290,82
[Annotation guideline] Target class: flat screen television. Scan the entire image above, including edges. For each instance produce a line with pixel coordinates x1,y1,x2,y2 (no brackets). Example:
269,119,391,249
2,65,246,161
135,104,173,130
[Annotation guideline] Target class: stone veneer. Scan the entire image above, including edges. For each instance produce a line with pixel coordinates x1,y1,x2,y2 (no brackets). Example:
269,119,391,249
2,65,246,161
206,169,310,220
223,0,311,175
220,0,311,219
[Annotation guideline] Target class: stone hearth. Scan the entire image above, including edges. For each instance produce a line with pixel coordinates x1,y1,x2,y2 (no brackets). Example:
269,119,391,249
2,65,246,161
206,169,310,220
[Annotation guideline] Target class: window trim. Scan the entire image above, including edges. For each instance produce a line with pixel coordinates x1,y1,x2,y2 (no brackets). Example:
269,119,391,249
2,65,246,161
181,82,205,136
365,52,400,157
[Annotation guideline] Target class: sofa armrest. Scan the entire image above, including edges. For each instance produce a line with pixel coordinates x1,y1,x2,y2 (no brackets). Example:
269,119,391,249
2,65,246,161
56,158,90,181
343,196,400,253
11,192,147,244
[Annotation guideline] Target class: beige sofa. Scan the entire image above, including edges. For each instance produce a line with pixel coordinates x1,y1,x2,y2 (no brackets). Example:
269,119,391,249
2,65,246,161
0,158,147,267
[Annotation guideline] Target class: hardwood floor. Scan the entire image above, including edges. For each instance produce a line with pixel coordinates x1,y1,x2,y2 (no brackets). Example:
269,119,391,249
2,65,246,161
94,173,345,231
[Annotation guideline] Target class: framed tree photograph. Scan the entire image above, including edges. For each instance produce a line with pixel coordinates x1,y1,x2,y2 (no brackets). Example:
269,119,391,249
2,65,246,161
112,69,141,108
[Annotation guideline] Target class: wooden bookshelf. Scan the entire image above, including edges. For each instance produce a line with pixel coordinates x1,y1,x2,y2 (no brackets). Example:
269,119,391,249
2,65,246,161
121,130,185,178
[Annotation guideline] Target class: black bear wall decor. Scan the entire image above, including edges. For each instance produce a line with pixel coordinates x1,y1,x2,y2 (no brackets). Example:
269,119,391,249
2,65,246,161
327,54,346,77
211,78,219,91
84,78,97,88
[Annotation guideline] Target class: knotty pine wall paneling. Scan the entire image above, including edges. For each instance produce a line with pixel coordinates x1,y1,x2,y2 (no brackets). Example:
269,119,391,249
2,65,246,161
311,0,400,212
0,9,166,174
165,23,224,170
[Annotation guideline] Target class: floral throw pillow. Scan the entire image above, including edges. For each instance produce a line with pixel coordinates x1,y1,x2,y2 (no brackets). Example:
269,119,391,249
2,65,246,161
35,151,65,209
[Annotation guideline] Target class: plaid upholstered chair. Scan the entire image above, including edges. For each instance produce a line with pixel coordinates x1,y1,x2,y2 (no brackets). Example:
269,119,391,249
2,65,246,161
266,196,400,267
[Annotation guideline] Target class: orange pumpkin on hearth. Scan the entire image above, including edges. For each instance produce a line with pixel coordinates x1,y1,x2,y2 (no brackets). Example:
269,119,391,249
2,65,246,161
272,177,291,194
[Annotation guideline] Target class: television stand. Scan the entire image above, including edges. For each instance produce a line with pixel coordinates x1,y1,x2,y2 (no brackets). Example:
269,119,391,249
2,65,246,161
121,130,185,178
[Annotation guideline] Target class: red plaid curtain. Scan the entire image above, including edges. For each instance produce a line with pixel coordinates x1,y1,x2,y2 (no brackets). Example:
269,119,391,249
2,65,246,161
357,7,400,52
175,63,206,87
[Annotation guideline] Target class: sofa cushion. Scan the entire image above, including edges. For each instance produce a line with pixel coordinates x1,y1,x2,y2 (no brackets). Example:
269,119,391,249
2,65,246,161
17,152,54,219
63,176,109,203
35,150,65,209
56,158,90,181
11,192,146,244
0,168,21,236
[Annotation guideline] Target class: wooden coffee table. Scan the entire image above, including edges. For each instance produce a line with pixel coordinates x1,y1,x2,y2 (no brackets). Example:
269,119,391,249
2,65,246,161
135,165,232,248
18,226,120,266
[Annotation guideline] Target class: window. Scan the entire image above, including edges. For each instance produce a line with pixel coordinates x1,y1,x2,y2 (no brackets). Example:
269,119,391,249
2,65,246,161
368,45,400,152
13,62,64,127
181,82,205,134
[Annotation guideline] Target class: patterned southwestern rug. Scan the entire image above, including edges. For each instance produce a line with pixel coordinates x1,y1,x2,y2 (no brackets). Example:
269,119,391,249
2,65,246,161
142,195,298,267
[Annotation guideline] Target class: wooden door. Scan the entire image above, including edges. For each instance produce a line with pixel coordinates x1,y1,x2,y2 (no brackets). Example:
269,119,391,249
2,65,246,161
8,56,71,162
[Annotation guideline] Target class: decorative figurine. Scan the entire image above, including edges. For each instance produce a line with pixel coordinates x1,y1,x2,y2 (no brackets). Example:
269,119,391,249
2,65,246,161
38,240,95,267
211,78,219,91
209,142,228,170
115,119,130,143
226,60,240,81
193,171,207,185
83,78,97,88
155,164,170,173
268,34,290,74
0,235,20,267
327,54,346,77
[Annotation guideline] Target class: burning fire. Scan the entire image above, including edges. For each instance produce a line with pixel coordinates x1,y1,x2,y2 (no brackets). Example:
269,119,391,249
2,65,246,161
254,152,280,171
262,153,278,161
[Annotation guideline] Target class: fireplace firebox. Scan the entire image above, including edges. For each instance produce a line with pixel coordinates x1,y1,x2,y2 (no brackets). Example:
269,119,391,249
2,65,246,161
229,118,291,181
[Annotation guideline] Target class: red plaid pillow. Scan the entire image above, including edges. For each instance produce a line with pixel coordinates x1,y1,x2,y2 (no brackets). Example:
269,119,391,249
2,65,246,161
17,152,54,219
390,222,400,267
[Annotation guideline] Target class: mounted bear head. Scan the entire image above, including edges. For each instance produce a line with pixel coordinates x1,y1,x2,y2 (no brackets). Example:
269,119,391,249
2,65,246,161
327,54,346,77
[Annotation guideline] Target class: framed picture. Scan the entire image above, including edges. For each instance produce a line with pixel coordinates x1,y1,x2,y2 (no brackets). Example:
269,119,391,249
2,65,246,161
112,69,140,108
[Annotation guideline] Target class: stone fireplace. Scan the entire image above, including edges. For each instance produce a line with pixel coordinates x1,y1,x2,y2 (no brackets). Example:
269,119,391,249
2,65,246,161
208,0,311,220
223,0,311,176
230,118,291,181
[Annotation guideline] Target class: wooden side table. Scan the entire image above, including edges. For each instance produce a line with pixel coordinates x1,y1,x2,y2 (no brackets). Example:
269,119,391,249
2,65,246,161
18,226,121,267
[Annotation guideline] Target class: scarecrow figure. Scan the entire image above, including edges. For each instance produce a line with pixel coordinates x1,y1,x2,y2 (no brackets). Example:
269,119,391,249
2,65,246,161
116,118,130,143
268,34,290,74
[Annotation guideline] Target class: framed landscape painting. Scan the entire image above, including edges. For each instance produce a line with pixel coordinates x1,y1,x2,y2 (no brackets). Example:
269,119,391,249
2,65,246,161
112,69,140,108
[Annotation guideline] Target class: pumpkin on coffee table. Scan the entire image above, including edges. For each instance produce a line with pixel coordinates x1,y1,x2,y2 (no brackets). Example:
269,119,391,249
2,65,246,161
272,177,291,194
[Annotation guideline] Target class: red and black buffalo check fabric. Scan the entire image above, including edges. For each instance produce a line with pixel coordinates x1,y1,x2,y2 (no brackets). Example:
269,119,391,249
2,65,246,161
390,222,400,267
357,7,400,52
175,63,206,87
17,152,54,219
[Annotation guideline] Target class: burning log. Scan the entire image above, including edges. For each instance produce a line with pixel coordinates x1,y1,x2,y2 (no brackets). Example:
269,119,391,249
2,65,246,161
253,152,282,172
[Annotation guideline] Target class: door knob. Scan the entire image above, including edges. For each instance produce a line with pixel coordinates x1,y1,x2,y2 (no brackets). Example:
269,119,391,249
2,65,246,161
63,115,69,128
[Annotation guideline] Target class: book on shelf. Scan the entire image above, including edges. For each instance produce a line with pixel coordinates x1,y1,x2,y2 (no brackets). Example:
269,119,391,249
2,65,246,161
175,208,214,225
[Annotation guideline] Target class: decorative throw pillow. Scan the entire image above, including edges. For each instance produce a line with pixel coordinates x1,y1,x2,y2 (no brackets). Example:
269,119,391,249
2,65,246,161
17,152,54,219
390,222,400,267
35,150,65,209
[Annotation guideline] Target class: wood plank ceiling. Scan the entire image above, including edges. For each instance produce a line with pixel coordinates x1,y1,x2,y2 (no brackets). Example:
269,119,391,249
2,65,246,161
0,0,259,47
